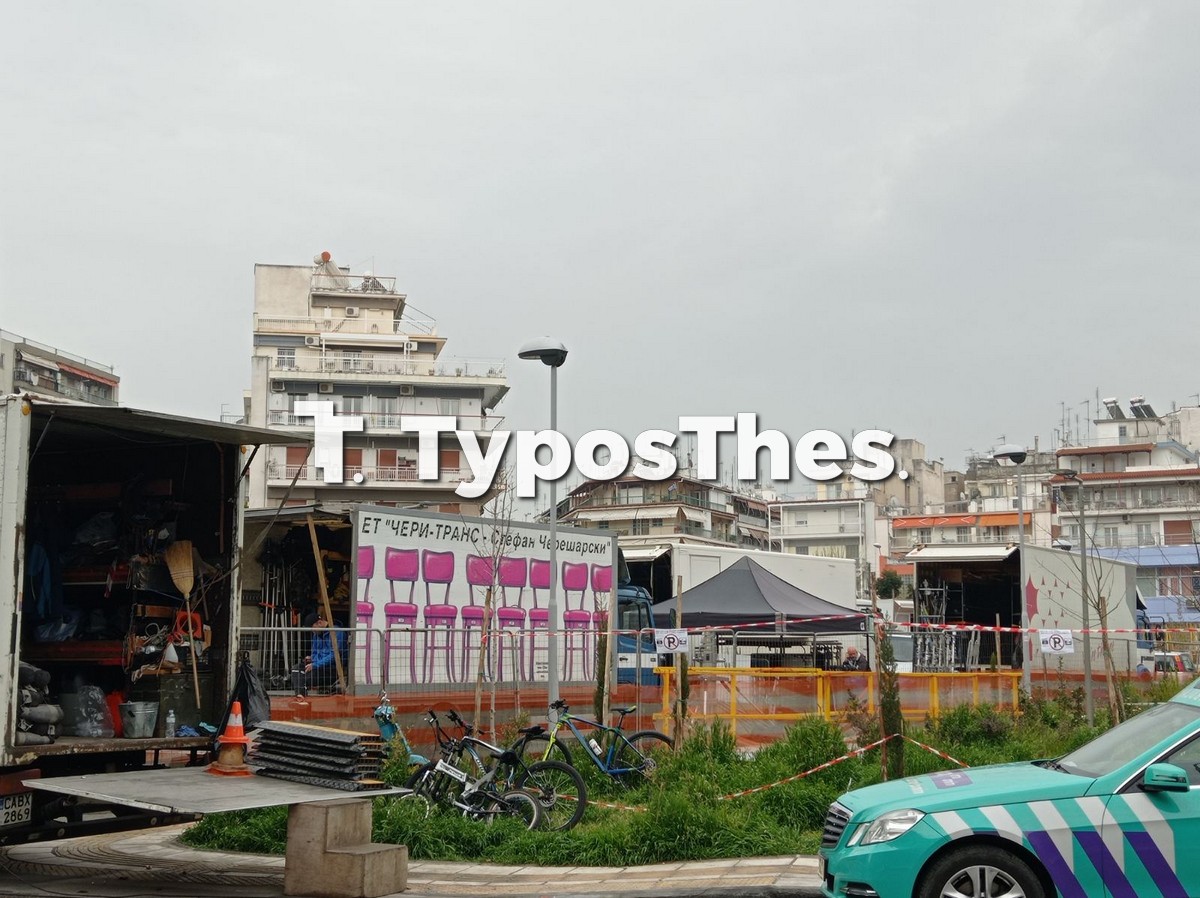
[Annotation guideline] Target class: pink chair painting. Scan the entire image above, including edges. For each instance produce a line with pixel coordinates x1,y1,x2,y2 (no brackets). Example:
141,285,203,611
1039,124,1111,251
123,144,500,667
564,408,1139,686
383,547,419,685
561,561,592,680
527,559,551,679
356,546,376,684
461,555,494,682
590,563,613,631
496,556,528,680
421,549,458,684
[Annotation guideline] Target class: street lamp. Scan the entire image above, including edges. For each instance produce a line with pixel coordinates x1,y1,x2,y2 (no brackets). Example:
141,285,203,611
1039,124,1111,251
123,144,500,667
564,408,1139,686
993,444,1030,695
1054,468,1095,725
518,337,569,710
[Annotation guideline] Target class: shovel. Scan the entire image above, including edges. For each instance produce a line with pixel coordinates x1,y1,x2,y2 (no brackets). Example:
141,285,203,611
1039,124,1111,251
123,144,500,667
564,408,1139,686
164,540,202,711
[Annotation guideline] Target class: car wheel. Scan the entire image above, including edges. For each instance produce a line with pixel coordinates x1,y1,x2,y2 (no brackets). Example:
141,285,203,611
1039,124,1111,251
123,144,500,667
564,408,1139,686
918,845,1044,898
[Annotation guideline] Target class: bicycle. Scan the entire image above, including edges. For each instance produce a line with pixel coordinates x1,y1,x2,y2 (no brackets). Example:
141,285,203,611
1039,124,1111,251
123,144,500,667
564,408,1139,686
521,700,674,787
402,709,543,830
413,708,588,832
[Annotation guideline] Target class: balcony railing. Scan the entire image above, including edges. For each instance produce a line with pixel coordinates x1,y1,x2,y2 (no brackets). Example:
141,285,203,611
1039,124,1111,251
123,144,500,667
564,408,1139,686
268,464,468,485
255,312,437,336
12,368,118,405
270,355,507,379
265,410,502,431
2,329,115,374
310,273,399,295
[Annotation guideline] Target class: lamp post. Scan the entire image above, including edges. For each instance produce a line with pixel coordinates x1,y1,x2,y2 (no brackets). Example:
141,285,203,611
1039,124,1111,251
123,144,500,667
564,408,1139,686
518,337,569,710
1055,469,1095,725
993,444,1030,695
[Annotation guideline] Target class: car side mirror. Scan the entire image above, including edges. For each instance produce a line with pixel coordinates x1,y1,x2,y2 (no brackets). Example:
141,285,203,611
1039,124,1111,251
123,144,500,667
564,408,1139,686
1141,763,1191,793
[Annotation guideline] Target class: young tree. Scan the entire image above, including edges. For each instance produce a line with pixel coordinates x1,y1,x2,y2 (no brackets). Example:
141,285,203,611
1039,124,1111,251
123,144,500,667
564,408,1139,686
875,570,904,601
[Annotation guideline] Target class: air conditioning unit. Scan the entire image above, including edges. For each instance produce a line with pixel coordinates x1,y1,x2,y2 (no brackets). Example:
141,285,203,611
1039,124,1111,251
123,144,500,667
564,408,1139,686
404,341,418,351
304,335,320,347
399,384,414,396
1122,514,1132,523
345,306,360,318
271,382,287,393
318,383,334,394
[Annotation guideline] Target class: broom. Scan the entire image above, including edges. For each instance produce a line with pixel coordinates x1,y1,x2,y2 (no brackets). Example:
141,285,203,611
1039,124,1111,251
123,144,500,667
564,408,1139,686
164,540,203,710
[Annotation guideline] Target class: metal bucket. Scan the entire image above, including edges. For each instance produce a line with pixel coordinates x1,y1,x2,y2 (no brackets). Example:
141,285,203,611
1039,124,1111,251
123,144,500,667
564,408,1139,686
119,701,158,739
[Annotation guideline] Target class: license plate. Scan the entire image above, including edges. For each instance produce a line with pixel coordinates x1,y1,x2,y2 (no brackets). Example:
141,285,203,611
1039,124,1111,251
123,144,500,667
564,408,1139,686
1,793,31,828
817,853,826,881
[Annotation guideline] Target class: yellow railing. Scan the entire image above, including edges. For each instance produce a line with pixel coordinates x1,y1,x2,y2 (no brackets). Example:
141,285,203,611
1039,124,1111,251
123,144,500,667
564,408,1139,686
652,667,1022,742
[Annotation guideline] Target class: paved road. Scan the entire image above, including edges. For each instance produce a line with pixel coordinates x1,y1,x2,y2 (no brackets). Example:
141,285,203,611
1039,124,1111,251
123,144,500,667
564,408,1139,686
0,826,824,898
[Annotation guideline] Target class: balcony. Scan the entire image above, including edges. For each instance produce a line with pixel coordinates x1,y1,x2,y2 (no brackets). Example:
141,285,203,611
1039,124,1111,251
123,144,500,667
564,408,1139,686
266,463,469,488
265,410,503,433
255,311,438,337
12,367,118,406
269,354,507,379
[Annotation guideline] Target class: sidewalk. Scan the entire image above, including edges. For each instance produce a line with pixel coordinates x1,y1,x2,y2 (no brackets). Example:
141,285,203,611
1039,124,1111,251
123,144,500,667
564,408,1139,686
0,825,823,898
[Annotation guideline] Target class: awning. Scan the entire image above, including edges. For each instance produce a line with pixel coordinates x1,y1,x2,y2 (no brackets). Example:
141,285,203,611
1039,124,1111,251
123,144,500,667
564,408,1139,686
57,361,118,387
621,545,671,562
905,545,1017,562
893,514,977,530
678,506,708,524
18,350,59,371
976,512,1031,527
569,508,631,522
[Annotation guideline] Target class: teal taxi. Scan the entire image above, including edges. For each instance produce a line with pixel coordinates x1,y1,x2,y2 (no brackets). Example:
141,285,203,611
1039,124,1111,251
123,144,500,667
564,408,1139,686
819,679,1200,898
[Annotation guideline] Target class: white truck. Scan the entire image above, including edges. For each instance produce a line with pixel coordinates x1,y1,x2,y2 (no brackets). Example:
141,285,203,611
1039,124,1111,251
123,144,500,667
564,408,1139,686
0,395,296,843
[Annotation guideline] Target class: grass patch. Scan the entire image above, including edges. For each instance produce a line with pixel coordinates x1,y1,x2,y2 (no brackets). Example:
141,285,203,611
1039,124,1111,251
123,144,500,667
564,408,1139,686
183,702,1123,864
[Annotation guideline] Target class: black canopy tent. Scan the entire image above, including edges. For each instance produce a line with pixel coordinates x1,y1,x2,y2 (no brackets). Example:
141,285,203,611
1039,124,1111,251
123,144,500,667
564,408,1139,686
650,557,870,667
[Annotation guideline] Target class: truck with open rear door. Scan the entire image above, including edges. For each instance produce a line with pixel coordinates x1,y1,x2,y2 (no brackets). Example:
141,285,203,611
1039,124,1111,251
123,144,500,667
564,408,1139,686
0,395,302,844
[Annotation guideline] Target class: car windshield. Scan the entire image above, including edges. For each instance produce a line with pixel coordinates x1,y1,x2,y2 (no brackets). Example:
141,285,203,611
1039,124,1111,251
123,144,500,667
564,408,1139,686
1057,701,1200,778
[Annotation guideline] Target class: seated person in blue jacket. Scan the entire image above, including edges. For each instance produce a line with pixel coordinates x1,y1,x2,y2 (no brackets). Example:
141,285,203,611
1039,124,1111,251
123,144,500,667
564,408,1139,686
291,611,347,696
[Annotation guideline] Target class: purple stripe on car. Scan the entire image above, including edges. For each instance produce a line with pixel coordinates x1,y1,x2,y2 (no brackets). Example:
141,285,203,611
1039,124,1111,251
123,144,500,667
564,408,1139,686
1026,831,1088,898
1075,831,1137,898
1126,830,1186,898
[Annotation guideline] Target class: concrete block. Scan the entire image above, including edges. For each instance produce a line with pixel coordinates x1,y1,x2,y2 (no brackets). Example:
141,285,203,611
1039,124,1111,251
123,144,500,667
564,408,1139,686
284,798,407,898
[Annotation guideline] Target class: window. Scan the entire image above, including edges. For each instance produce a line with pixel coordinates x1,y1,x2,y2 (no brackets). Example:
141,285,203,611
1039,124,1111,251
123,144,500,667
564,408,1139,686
440,448,460,475
342,349,363,372
343,448,363,482
1164,736,1200,786
955,527,971,543
597,521,609,530
916,528,932,544
341,396,363,416
437,398,461,416
1102,526,1119,547
287,393,309,426
1136,523,1155,545
277,348,296,369
376,396,399,428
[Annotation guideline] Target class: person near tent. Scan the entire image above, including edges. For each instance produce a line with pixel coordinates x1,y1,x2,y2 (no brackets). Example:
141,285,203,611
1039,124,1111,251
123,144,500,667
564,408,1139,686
841,646,869,671
290,611,347,696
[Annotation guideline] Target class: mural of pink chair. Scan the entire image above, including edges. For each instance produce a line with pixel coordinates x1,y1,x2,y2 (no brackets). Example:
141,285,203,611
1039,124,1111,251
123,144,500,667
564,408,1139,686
421,549,458,684
590,563,613,632
561,561,593,680
496,556,528,680
460,555,494,682
527,559,551,679
356,546,377,684
383,547,420,685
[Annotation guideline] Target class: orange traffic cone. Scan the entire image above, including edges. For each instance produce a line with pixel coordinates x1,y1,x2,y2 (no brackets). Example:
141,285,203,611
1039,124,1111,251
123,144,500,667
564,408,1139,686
207,700,254,777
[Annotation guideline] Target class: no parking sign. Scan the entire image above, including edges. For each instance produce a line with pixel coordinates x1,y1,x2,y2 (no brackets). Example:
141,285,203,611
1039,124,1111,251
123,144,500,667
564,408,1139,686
654,629,690,654
1039,629,1075,654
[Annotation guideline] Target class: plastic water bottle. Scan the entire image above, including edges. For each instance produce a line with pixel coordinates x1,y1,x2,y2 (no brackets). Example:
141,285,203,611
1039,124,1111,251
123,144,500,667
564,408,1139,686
165,710,176,738
588,737,602,757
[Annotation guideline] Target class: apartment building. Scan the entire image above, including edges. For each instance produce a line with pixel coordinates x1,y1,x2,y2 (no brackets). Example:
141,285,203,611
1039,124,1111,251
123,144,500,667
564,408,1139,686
245,253,508,513
558,471,771,550
1050,397,1200,552
1,330,119,405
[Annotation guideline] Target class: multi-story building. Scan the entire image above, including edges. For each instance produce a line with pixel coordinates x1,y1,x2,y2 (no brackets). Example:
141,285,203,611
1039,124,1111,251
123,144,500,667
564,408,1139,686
769,481,877,601
888,447,1058,551
1,330,119,405
1050,397,1200,551
245,253,508,513
558,470,771,550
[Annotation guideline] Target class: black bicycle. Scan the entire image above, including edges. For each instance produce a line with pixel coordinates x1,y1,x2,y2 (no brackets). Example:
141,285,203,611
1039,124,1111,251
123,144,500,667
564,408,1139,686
403,709,544,830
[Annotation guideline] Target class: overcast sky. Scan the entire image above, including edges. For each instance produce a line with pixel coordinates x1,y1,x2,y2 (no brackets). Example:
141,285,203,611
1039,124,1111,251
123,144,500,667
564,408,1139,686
3,2,1198,491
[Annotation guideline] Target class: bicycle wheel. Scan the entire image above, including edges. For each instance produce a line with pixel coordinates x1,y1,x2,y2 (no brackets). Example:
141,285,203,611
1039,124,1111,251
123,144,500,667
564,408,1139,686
406,761,455,806
613,730,674,786
518,734,573,766
482,789,543,830
517,760,588,831
392,790,433,819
